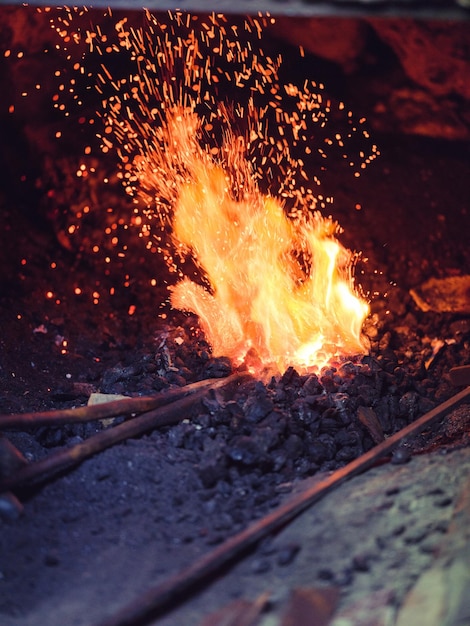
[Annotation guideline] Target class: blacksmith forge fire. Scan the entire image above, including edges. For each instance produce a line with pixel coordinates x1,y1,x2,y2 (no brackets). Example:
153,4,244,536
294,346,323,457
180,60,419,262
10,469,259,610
0,5,469,626
50,9,378,375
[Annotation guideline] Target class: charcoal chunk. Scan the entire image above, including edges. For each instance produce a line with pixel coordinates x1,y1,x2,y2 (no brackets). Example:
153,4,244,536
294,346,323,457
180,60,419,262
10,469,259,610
243,391,274,423
302,374,322,395
203,356,232,378
227,436,265,467
308,434,336,463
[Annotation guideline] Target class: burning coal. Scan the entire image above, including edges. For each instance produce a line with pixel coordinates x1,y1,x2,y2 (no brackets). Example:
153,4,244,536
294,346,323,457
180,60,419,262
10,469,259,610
50,8,379,374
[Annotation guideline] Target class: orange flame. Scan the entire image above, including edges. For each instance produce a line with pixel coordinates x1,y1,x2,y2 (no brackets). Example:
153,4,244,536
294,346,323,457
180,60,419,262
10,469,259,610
148,109,370,373
56,11,377,374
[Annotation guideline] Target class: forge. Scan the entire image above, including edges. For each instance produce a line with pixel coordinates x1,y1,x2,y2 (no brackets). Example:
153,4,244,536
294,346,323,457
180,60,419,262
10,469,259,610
0,3,469,626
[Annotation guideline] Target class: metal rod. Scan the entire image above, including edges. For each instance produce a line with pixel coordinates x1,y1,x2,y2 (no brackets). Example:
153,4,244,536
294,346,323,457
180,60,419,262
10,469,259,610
0,376,235,430
0,374,247,493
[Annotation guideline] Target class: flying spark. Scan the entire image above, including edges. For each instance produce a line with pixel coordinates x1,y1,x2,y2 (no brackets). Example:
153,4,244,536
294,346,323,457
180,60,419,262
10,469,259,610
48,7,379,373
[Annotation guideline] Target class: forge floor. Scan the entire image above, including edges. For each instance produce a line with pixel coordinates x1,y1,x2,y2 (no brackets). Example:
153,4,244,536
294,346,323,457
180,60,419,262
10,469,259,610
0,133,469,626
127,440,470,626
2,425,470,626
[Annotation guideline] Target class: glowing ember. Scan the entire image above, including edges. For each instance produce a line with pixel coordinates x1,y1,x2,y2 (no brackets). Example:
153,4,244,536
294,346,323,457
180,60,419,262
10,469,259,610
49,9,379,373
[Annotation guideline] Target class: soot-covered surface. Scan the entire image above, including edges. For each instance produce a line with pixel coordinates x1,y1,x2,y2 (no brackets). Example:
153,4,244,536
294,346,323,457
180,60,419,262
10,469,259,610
0,132,469,626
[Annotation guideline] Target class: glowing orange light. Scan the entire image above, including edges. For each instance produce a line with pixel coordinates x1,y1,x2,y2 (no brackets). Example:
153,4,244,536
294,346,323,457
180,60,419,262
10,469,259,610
54,10,376,374
166,112,369,373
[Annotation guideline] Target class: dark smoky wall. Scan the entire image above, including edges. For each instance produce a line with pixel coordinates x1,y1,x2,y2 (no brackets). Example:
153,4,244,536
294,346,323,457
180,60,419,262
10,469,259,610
271,17,470,141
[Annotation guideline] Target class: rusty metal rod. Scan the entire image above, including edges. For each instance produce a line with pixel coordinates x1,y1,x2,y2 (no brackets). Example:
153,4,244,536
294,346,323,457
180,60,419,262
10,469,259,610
96,385,470,626
0,373,247,493
0,376,237,430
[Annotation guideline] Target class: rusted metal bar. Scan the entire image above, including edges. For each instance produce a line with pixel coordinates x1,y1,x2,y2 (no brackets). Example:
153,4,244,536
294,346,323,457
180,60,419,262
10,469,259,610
0,376,235,430
96,385,470,626
0,373,247,493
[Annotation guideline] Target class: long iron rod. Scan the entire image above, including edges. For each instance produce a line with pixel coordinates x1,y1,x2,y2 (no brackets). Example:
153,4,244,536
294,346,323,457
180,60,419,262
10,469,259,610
0,374,246,492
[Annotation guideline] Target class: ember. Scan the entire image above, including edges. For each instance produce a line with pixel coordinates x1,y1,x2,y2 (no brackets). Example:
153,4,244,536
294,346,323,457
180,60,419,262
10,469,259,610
50,8,379,374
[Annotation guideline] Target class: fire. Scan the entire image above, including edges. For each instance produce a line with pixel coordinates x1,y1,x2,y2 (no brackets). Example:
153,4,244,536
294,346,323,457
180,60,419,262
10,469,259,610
172,196,369,373
138,107,369,373
48,9,377,373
